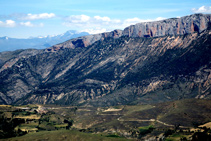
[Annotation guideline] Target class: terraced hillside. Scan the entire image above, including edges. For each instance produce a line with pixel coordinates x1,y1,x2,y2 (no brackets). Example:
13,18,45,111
1,99,211,140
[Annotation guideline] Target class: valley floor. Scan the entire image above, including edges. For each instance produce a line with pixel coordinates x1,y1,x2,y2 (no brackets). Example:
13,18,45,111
2,130,129,141
1,99,211,140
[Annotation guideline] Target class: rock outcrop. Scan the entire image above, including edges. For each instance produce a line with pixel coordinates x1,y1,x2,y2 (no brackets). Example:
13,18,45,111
123,14,211,37
46,14,211,52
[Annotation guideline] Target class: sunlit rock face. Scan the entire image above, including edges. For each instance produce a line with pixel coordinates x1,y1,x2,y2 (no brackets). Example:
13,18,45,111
123,14,211,37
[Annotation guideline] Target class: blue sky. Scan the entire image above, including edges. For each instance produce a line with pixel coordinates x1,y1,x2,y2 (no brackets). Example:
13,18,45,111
0,0,211,38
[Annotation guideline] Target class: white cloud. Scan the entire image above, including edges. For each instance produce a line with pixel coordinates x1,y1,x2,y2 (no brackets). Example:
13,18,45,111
20,13,56,20
65,15,90,23
64,15,122,27
122,17,166,27
20,21,34,27
63,15,166,34
81,28,107,34
155,17,166,21
123,18,147,27
94,16,111,22
0,20,16,27
192,6,211,13
20,22,44,27
0,19,44,28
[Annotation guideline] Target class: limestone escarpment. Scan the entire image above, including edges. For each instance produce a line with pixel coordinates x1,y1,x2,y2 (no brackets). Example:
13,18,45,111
46,14,211,52
123,14,211,37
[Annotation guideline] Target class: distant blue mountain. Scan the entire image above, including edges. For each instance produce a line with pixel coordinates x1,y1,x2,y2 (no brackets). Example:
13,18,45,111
0,30,89,52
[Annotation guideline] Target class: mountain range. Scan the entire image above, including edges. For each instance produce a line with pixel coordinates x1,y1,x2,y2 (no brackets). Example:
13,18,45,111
0,30,89,52
0,13,210,107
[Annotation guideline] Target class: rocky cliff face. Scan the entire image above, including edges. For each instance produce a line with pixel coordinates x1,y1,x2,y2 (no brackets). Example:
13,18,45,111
123,14,211,37
47,14,211,52
0,14,211,106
